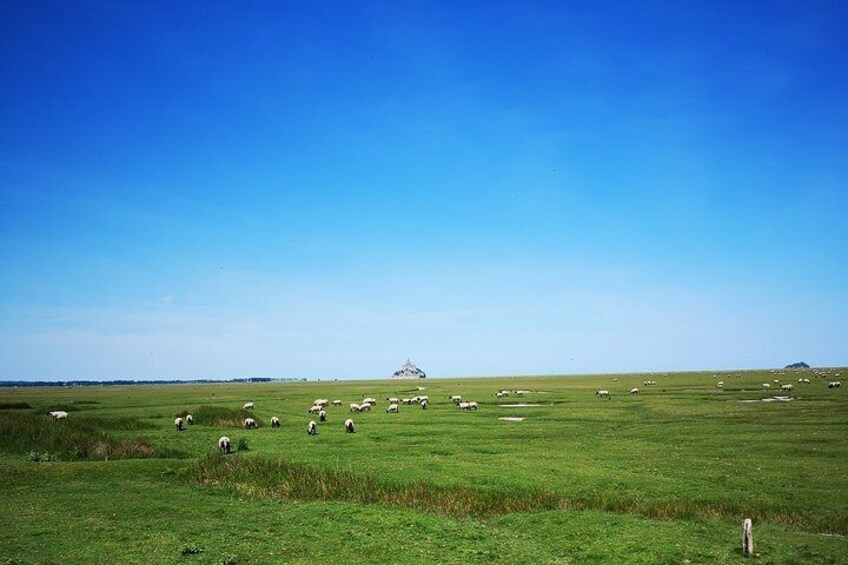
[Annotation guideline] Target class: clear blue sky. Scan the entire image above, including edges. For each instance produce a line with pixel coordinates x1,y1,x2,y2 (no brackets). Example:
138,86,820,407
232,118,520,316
1,1,846,380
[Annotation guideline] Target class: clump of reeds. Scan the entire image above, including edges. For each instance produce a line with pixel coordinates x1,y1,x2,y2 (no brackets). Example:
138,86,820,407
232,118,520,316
0,412,184,461
176,406,260,428
190,454,561,519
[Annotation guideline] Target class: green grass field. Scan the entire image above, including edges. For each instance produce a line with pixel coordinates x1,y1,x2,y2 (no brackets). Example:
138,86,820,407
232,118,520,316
1,369,846,564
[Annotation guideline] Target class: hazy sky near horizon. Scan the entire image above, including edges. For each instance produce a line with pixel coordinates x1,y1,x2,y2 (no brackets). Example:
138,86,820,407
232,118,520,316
1,1,846,380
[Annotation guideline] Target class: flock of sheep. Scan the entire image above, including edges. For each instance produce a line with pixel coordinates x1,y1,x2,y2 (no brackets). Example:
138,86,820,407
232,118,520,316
171,399,360,453
48,371,844,454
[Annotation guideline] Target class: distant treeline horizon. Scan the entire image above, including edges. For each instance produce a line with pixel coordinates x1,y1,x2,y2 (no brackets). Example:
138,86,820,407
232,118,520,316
0,377,307,388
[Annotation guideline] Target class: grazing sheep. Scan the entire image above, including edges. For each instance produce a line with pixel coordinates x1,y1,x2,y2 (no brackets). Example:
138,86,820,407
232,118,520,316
243,402,254,410
716,381,724,390
186,414,194,425
468,401,478,410
780,384,794,392
402,398,413,405
175,417,184,431
630,387,639,395
421,399,428,410
362,398,377,406
314,399,329,407
332,400,342,406
496,391,507,398
350,403,361,412
386,397,400,404
218,436,231,454
458,402,471,410
761,383,771,389
386,403,399,413
449,395,462,404
307,420,317,435
344,418,355,433
308,405,321,414
802,378,810,384
271,417,280,428
828,381,841,389
596,390,610,399
359,403,372,411
418,395,429,402
244,417,257,429
319,410,327,422
49,411,68,421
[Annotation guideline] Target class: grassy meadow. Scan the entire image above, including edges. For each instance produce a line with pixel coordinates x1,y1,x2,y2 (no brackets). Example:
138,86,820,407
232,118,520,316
1,368,846,564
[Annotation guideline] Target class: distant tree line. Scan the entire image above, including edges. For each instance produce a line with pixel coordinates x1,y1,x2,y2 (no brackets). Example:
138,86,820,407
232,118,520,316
0,377,307,388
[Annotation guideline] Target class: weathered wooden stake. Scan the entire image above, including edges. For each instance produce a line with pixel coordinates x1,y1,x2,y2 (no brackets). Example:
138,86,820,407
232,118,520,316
742,518,754,557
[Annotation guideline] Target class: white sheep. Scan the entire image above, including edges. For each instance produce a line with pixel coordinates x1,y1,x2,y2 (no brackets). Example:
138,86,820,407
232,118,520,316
314,399,329,407
308,404,321,413
418,395,429,402
344,418,355,433
828,381,841,389
716,381,724,389
175,417,184,431
307,420,317,435
386,397,400,404
243,402,254,410
359,403,372,411
458,402,472,411
421,399,428,410
49,411,68,421
761,383,771,389
780,384,794,392
496,391,507,398
218,436,231,454
350,403,361,412
386,403,399,413
362,397,377,405
596,390,610,399
319,410,327,422
271,416,280,428
186,414,194,425
630,387,639,395
401,398,413,405
332,400,342,406
468,401,478,410
244,417,257,429
449,395,462,404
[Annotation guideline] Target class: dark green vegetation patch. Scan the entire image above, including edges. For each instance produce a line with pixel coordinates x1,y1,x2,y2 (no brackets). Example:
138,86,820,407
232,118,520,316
0,402,31,410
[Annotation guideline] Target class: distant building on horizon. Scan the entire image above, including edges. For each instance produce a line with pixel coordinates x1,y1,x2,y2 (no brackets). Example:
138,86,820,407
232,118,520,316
391,358,427,379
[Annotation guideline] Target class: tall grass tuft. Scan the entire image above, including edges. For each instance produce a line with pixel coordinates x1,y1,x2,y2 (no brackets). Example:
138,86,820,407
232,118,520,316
176,406,260,428
191,454,561,519
0,412,185,461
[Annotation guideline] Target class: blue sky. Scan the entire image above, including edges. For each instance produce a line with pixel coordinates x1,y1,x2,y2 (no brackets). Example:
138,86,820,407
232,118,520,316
1,1,846,380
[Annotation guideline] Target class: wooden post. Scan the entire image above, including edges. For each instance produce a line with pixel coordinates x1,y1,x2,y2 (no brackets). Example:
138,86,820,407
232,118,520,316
742,518,754,557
